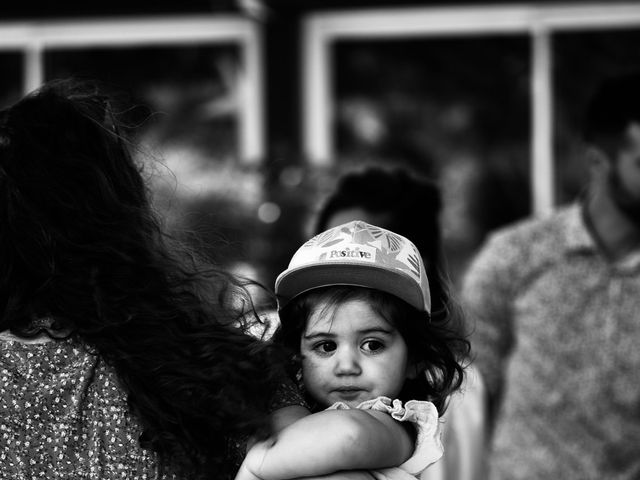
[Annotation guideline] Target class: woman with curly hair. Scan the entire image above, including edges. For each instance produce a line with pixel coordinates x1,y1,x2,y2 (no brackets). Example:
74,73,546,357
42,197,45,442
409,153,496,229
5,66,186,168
0,79,297,479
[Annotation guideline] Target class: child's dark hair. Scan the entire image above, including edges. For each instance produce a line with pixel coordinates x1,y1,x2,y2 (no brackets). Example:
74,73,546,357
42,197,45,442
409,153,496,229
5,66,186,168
275,285,469,415
0,79,284,479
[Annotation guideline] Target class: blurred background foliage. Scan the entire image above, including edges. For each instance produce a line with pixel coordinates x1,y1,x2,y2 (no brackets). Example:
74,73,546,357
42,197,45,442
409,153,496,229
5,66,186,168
2,2,640,296
330,35,531,282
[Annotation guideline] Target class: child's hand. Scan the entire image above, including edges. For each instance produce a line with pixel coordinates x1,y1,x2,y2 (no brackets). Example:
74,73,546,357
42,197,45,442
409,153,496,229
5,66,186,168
234,462,263,480
235,438,275,480
290,473,377,480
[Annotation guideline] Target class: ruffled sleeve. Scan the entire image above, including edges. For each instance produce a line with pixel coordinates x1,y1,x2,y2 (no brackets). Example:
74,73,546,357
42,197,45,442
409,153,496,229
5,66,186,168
328,396,443,476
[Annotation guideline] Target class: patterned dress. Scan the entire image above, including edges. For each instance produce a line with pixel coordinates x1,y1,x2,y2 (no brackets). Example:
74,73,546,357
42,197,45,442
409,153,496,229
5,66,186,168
0,333,303,480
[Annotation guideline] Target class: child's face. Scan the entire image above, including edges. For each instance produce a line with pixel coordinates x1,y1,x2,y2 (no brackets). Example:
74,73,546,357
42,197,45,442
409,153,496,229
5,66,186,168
300,297,410,408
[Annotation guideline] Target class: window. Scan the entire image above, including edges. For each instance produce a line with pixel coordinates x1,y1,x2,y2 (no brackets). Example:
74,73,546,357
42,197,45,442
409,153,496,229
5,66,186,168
0,16,273,285
301,2,640,282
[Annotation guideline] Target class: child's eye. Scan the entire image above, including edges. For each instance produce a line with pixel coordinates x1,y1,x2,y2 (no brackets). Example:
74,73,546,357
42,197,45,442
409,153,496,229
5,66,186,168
313,341,337,354
361,340,385,353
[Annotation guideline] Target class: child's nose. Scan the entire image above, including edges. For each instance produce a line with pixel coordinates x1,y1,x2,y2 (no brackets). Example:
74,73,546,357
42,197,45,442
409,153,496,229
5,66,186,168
334,347,362,376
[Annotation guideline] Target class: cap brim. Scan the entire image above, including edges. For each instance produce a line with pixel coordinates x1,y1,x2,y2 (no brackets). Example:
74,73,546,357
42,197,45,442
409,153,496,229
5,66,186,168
275,262,428,312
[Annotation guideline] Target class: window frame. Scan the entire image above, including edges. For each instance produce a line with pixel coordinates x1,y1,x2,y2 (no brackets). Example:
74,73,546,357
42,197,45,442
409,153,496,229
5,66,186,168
301,2,640,215
0,15,265,164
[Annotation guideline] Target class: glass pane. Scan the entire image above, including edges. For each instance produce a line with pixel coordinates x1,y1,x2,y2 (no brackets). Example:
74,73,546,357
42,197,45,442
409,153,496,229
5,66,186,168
319,35,531,285
0,52,24,109
44,45,273,285
553,27,640,205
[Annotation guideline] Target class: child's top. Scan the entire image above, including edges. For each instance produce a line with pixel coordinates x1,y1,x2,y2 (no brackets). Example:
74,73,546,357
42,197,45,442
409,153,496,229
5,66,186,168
328,396,443,480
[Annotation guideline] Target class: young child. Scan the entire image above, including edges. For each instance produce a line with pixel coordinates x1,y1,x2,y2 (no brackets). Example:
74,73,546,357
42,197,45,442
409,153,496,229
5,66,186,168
236,220,469,480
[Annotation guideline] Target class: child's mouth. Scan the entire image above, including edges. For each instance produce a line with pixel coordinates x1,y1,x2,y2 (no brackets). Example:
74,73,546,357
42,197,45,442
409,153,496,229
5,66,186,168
334,388,365,401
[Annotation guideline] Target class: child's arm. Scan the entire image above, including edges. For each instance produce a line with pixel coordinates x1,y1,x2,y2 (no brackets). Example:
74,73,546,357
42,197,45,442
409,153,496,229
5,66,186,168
289,472,377,480
236,408,413,480
269,404,311,432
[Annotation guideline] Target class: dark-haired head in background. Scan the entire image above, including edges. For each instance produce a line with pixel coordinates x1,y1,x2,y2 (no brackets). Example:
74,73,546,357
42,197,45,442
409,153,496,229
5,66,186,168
314,167,449,318
583,71,640,228
311,166,488,480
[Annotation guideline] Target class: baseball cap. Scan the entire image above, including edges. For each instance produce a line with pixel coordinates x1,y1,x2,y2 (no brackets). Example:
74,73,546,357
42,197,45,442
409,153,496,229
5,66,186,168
275,220,430,312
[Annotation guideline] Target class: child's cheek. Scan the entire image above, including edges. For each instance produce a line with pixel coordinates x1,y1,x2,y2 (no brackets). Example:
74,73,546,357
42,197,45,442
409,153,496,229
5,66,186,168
300,356,327,388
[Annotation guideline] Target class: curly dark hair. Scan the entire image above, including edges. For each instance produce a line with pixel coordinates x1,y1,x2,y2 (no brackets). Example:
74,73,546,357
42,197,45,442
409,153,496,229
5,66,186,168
275,285,469,416
0,79,284,478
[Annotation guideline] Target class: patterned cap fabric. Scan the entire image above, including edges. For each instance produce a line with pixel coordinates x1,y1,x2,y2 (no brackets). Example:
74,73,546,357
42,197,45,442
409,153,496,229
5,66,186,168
275,220,430,312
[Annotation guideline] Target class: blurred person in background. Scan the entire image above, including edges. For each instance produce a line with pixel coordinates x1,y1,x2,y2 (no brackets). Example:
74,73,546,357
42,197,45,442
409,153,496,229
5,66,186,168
0,79,302,480
314,167,487,480
461,71,640,479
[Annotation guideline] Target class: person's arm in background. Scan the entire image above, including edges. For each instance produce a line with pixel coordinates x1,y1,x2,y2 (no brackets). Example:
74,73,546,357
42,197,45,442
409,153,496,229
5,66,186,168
420,365,488,480
460,230,519,430
235,408,413,480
